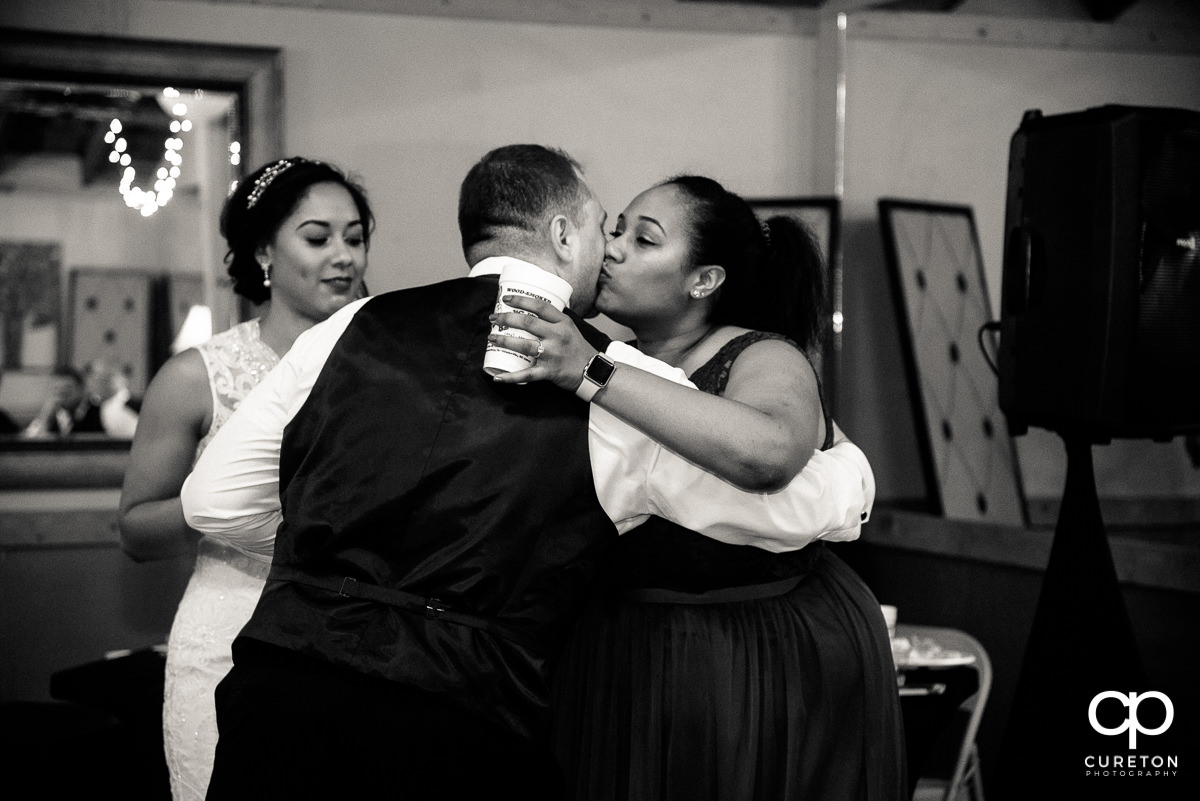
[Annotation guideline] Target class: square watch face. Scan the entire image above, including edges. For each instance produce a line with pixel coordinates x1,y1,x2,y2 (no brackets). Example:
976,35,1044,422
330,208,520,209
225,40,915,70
586,355,616,385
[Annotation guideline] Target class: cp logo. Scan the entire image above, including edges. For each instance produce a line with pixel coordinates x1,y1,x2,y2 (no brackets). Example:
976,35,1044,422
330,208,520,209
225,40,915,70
1088,691,1174,749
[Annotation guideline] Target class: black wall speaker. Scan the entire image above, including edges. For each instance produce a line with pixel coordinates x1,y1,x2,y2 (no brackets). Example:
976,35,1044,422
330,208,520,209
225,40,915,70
999,104,1200,442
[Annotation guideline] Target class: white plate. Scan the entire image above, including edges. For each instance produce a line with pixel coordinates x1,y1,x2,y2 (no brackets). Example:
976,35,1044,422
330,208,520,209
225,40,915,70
891,635,977,668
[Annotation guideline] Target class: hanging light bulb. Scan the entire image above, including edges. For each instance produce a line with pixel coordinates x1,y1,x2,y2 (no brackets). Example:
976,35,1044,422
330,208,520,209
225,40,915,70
109,87,191,217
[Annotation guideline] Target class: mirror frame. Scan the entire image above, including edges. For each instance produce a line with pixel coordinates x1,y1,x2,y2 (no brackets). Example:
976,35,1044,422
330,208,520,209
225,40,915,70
0,28,282,489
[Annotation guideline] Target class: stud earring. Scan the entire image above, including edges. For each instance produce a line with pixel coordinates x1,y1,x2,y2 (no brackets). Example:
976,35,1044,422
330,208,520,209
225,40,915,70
260,261,271,288
691,289,704,299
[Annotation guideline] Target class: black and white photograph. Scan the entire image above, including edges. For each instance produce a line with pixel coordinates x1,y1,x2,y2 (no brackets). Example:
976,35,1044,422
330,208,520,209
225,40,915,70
1,2,1197,800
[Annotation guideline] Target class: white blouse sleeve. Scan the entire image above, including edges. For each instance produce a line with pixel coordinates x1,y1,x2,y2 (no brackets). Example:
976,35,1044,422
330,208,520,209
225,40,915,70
589,341,874,550
180,299,369,558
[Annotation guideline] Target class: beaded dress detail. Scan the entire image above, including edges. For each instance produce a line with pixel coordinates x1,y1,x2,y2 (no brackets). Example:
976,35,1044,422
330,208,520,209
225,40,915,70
162,320,279,801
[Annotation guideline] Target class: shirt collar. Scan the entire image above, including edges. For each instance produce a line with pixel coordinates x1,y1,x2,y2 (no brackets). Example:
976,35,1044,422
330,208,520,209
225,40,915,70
468,255,546,279
468,256,575,311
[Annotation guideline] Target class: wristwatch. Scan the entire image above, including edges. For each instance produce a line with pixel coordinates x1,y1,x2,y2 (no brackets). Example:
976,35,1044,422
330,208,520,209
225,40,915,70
575,352,616,402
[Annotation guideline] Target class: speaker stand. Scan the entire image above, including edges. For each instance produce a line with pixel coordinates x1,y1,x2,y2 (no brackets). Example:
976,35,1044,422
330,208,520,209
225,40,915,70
996,431,1145,798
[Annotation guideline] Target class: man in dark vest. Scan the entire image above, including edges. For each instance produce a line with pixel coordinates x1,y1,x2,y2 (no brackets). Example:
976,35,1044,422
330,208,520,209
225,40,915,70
21,366,104,437
183,145,874,799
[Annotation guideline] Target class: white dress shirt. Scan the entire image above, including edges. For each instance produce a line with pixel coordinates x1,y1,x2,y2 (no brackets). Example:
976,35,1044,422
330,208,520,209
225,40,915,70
181,258,874,560
100,387,139,438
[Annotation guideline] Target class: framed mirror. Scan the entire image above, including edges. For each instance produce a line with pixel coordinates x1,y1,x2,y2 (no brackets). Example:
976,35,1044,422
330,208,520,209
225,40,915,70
0,29,282,488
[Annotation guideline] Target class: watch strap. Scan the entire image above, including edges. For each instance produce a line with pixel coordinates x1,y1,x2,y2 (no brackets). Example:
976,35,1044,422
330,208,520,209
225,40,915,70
575,353,616,402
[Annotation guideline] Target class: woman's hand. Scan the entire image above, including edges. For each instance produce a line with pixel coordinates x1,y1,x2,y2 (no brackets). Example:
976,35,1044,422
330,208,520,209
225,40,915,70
489,294,599,393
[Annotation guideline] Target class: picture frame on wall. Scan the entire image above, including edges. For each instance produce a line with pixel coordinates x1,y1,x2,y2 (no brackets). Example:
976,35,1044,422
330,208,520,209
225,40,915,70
0,241,64,430
66,267,156,396
0,240,63,371
878,198,1029,527
747,196,842,411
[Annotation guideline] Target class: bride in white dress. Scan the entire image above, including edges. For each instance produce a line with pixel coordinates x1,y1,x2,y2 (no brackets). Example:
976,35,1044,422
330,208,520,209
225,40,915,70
118,157,373,801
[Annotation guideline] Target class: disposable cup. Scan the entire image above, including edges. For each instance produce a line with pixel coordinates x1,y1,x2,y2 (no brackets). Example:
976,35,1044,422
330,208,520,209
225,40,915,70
483,261,572,376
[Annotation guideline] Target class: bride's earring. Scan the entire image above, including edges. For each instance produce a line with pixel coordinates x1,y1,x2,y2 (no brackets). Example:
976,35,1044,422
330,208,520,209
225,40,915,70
260,260,271,288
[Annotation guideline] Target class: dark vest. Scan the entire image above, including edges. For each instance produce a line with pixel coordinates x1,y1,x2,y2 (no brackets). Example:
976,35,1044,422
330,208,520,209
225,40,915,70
238,276,616,740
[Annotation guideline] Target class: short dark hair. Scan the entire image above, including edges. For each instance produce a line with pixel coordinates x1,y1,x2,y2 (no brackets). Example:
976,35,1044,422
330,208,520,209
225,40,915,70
458,145,588,263
220,157,374,305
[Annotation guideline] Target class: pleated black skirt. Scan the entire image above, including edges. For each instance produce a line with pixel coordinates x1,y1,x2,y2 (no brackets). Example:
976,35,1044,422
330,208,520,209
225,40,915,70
550,541,907,801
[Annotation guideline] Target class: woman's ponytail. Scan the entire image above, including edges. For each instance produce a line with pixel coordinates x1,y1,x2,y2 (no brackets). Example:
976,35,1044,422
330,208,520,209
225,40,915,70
757,214,828,351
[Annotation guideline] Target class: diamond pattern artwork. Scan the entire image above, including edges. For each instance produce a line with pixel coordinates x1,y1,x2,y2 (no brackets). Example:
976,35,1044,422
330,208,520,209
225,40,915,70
67,268,154,395
879,200,1028,526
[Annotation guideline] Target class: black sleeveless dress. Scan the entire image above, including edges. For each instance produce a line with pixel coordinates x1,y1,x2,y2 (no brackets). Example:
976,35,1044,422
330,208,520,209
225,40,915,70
551,332,907,801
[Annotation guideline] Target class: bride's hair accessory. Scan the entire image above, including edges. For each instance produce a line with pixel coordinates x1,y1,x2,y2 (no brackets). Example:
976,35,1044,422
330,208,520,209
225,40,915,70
247,158,298,209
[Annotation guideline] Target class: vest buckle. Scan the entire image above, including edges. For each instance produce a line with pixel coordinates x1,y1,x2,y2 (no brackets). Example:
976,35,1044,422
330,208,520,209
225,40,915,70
425,598,447,619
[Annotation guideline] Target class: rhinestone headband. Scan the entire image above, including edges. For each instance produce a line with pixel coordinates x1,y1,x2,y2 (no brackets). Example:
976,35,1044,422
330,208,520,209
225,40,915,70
245,158,296,209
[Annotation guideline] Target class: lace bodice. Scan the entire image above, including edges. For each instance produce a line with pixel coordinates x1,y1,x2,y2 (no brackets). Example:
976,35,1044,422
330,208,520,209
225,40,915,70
194,319,280,459
163,318,279,801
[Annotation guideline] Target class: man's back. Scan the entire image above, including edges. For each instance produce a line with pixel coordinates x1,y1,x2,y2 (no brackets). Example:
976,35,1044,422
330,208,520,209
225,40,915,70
239,275,617,740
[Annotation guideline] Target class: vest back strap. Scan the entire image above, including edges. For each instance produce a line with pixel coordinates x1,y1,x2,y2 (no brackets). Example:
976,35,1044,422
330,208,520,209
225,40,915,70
269,565,540,651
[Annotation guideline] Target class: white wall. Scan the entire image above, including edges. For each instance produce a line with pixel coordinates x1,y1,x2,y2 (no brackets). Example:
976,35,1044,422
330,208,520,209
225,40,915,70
842,30,1200,308
0,0,819,295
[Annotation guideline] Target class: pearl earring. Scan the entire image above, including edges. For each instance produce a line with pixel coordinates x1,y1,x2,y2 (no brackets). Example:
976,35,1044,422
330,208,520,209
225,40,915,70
260,261,271,288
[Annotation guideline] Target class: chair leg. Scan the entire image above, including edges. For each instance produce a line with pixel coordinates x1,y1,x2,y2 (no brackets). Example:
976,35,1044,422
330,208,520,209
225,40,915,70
966,745,984,801
944,745,984,801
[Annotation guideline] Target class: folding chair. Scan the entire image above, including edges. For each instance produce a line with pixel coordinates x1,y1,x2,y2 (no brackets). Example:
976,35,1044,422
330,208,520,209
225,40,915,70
896,625,991,801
